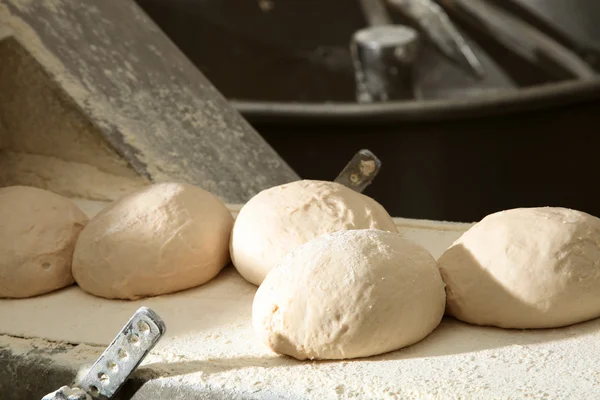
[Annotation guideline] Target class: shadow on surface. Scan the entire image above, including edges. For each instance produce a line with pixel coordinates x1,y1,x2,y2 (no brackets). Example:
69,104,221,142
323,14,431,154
139,354,294,379
139,313,600,378
373,315,600,361
376,241,600,360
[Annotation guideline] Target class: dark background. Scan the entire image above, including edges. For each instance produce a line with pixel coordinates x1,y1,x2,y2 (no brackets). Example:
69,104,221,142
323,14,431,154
136,0,600,221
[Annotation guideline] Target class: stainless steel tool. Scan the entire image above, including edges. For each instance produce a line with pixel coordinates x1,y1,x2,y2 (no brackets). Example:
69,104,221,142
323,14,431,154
42,307,166,400
334,149,382,193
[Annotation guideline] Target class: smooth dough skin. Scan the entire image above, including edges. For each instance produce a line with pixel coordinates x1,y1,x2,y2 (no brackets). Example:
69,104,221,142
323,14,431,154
72,182,233,300
253,229,446,360
231,180,398,286
0,186,88,298
438,207,600,329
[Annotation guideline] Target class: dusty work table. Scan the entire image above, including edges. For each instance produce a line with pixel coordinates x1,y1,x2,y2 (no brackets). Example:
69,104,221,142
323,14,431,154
1,200,599,399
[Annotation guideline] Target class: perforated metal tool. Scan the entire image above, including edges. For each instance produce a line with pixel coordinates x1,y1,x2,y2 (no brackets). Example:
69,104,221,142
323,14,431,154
42,307,166,400
334,149,382,193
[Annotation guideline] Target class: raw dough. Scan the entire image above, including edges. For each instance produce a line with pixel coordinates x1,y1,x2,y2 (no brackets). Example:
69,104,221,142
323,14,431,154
72,182,233,300
438,207,600,329
0,186,88,298
253,229,446,360
230,180,398,285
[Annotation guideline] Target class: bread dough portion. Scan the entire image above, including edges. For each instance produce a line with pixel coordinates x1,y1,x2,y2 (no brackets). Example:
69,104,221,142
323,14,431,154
0,186,88,298
253,229,446,360
231,180,398,286
72,182,234,300
439,207,600,329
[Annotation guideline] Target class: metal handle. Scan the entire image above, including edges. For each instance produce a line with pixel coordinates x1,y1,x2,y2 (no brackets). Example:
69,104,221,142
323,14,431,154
334,149,382,192
76,307,166,399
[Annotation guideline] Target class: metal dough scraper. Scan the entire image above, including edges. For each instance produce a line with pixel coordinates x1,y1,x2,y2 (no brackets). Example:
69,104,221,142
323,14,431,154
334,149,382,193
41,307,166,400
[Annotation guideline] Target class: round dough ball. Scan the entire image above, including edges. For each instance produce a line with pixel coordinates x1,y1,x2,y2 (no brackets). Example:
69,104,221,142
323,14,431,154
253,229,446,360
72,182,233,299
438,207,600,329
0,186,88,298
231,180,398,285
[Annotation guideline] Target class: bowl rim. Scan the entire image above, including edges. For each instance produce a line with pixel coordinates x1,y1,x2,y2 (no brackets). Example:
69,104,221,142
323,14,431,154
232,78,600,126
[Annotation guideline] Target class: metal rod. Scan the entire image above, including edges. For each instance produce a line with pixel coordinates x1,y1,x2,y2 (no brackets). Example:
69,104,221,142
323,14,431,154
439,0,596,80
386,0,485,78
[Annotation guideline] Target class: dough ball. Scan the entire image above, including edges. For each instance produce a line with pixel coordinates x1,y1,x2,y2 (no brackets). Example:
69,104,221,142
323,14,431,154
72,182,233,299
253,229,446,360
0,186,88,298
231,180,398,285
438,207,600,329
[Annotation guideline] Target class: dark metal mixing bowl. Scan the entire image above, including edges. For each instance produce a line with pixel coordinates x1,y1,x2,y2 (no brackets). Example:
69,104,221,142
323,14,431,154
137,0,600,221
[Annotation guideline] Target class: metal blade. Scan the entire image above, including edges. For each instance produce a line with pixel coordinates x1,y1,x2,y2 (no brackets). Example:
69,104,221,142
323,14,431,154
76,307,166,399
334,149,382,193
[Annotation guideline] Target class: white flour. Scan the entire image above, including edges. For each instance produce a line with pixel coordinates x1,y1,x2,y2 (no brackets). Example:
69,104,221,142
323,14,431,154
0,152,146,201
5,2,594,397
1,0,289,203
1,202,599,398
0,1,148,201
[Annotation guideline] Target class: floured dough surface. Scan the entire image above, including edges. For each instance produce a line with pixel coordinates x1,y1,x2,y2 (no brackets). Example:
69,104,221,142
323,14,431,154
253,229,446,360
72,182,234,300
3,211,600,399
230,180,398,285
439,207,600,329
0,186,88,298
